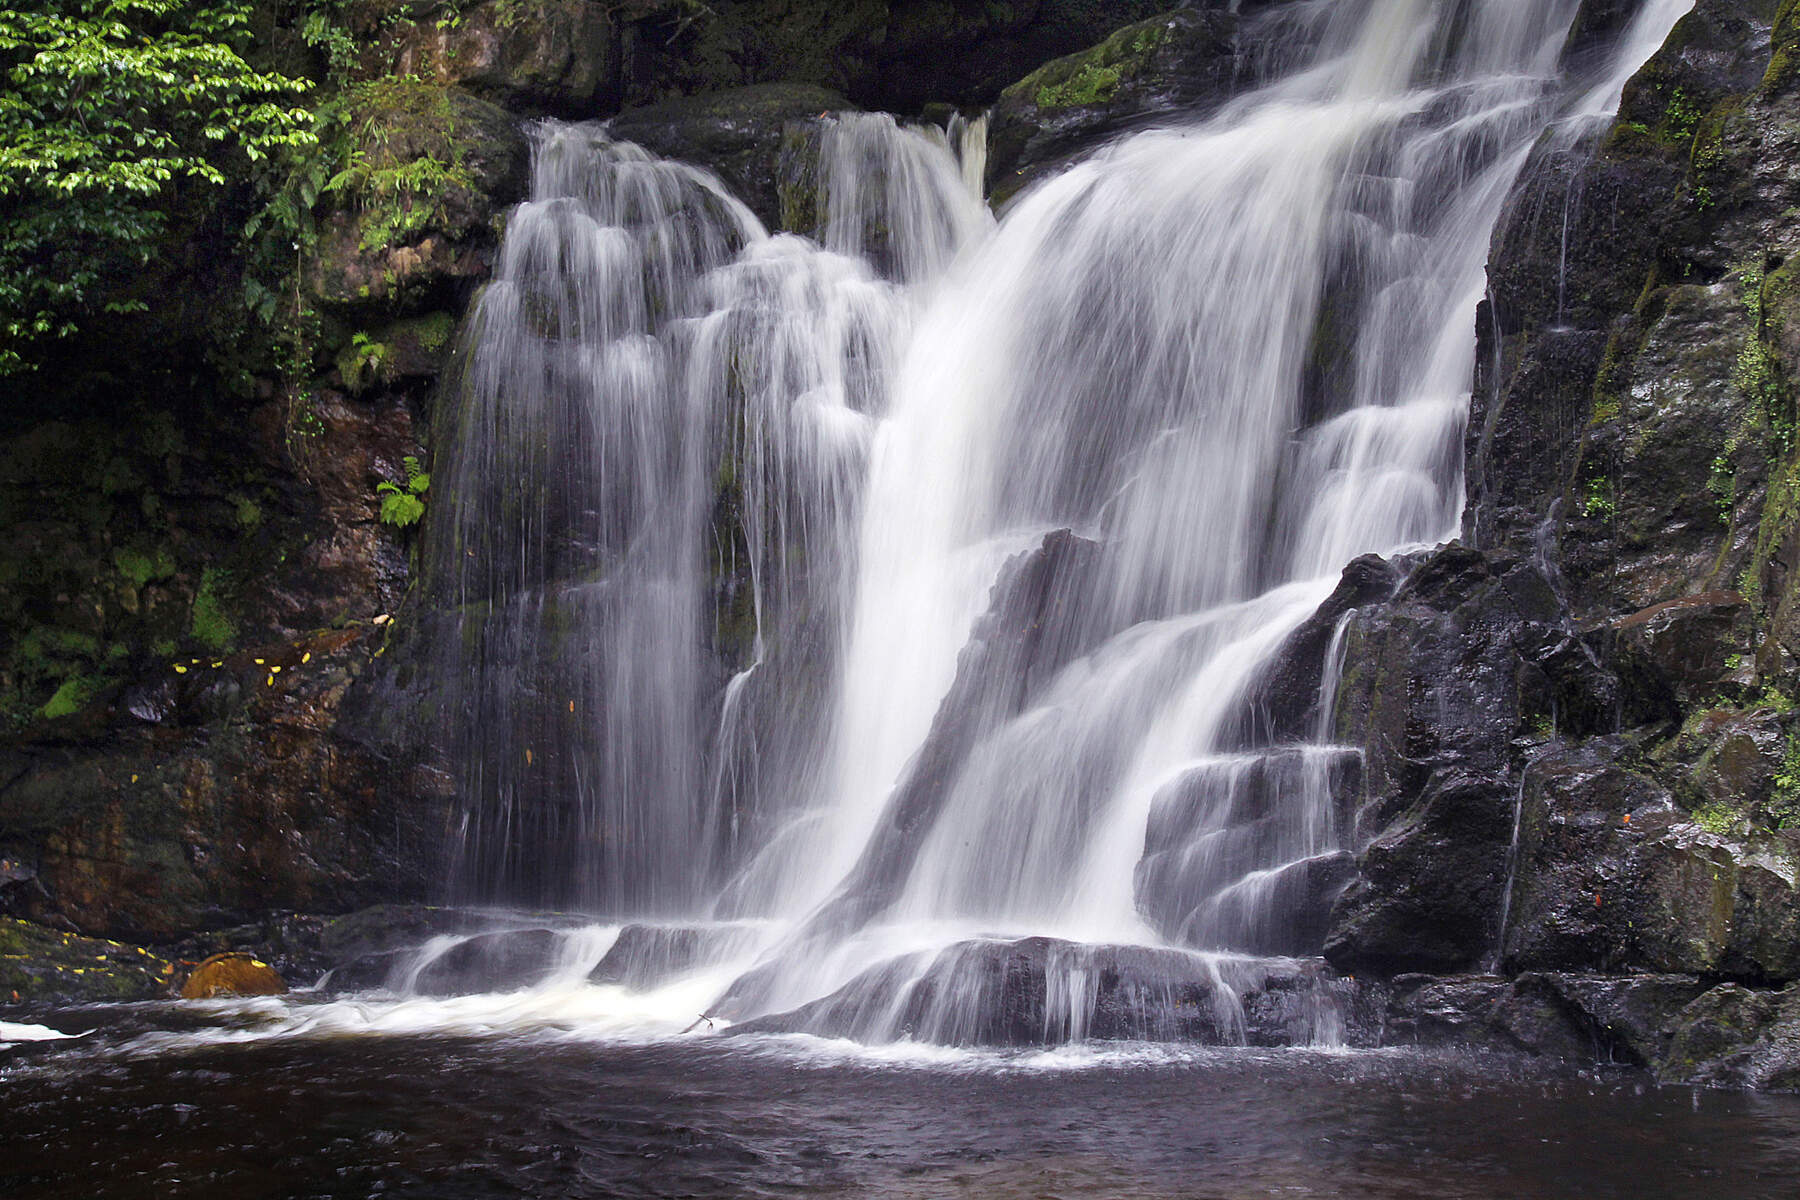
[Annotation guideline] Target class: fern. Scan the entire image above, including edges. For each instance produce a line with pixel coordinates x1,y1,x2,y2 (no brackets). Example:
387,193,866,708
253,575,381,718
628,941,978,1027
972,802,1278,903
377,455,430,527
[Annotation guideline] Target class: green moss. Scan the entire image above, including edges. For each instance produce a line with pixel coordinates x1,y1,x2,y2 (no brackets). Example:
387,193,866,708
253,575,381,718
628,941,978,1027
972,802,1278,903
232,494,264,529
1015,14,1171,111
1763,0,1800,94
19,628,102,666
397,310,457,353
190,566,236,652
1039,61,1122,108
0,918,173,1003
113,545,175,588
40,675,100,719
1691,801,1740,835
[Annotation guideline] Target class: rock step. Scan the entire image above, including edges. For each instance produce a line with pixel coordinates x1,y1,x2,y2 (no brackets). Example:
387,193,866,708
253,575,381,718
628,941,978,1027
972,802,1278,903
728,936,1359,1048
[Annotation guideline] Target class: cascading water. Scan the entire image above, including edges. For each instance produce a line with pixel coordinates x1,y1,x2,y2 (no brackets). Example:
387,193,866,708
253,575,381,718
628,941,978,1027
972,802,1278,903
387,0,1695,1046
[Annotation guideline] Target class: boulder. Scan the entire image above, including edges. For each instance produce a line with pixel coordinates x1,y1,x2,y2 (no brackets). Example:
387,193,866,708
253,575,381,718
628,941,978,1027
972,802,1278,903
588,922,762,988
1611,592,1756,706
179,952,287,998
1657,981,1800,1088
986,7,1247,205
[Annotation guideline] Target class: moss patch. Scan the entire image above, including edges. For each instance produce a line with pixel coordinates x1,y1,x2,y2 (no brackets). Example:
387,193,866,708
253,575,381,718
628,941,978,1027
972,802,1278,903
1015,17,1171,111
190,566,237,653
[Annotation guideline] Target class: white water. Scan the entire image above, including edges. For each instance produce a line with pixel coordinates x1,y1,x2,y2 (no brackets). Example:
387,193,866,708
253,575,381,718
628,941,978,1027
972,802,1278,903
123,0,1696,1053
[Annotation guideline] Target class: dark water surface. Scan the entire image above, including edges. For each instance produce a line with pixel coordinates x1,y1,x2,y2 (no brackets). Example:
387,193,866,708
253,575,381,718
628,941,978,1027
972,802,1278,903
5,1027,1799,1199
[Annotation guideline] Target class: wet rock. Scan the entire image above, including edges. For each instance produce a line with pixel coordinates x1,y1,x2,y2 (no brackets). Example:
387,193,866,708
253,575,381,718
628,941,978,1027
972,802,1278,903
986,8,1247,205
0,628,451,940
387,0,619,113
589,923,761,988
1221,554,1403,750
317,904,486,965
409,928,564,995
1321,535,1686,979
730,937,1359,1048
1375,970,1713,1066
757,530,1101,949
1487,731,1800,981
0,918,175,1004
1611,592,1755,706
623,0,1177,116
308,82,529,318
179,952,287,999
0,857,46,917
1135,749,1362,954
1468,0,1788,614
1657,981,1800,1088
327,926,567,995
609,83,853,230
1539,971,1715,1066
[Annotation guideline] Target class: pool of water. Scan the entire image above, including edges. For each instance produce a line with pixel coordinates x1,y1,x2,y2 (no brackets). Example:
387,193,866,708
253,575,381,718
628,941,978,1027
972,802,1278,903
5,1012,1798,1198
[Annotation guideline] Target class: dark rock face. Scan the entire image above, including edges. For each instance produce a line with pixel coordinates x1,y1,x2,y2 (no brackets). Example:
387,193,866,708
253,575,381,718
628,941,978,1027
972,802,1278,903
1306,0,1800,1088
1611,591,1756,705
386,0,621,114
620,0,1178,116
1468,0,1788,614
0,627,450,941
1322,545,1641,974
609,83,853,229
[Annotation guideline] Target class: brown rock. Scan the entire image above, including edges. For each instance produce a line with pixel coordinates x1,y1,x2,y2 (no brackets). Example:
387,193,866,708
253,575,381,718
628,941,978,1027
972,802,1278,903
180,952,288,999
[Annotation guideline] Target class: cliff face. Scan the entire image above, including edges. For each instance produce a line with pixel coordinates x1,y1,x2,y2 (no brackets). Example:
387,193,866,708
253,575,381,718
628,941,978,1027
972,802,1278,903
1317,0,1800,1087
8,0,1800,1084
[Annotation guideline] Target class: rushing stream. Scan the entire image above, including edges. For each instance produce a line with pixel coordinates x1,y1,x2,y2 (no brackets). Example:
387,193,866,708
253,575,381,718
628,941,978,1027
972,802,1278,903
17,1,1794,1195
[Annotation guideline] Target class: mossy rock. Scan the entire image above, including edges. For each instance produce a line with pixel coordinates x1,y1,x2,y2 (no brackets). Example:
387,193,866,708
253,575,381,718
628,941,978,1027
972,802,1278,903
986,9,1242,205
309,82,529,315
386,0,620,113
0,918,174,1004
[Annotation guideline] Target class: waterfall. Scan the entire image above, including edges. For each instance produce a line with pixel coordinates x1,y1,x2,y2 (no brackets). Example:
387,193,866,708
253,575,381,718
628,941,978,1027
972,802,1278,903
409,0,1695,1042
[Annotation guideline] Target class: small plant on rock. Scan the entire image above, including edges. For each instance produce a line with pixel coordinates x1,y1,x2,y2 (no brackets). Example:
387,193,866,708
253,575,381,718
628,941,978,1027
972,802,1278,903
378,455,430,527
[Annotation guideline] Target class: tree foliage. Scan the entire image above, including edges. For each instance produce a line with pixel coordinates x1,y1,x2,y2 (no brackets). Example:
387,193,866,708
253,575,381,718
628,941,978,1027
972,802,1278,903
0,0,316,374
